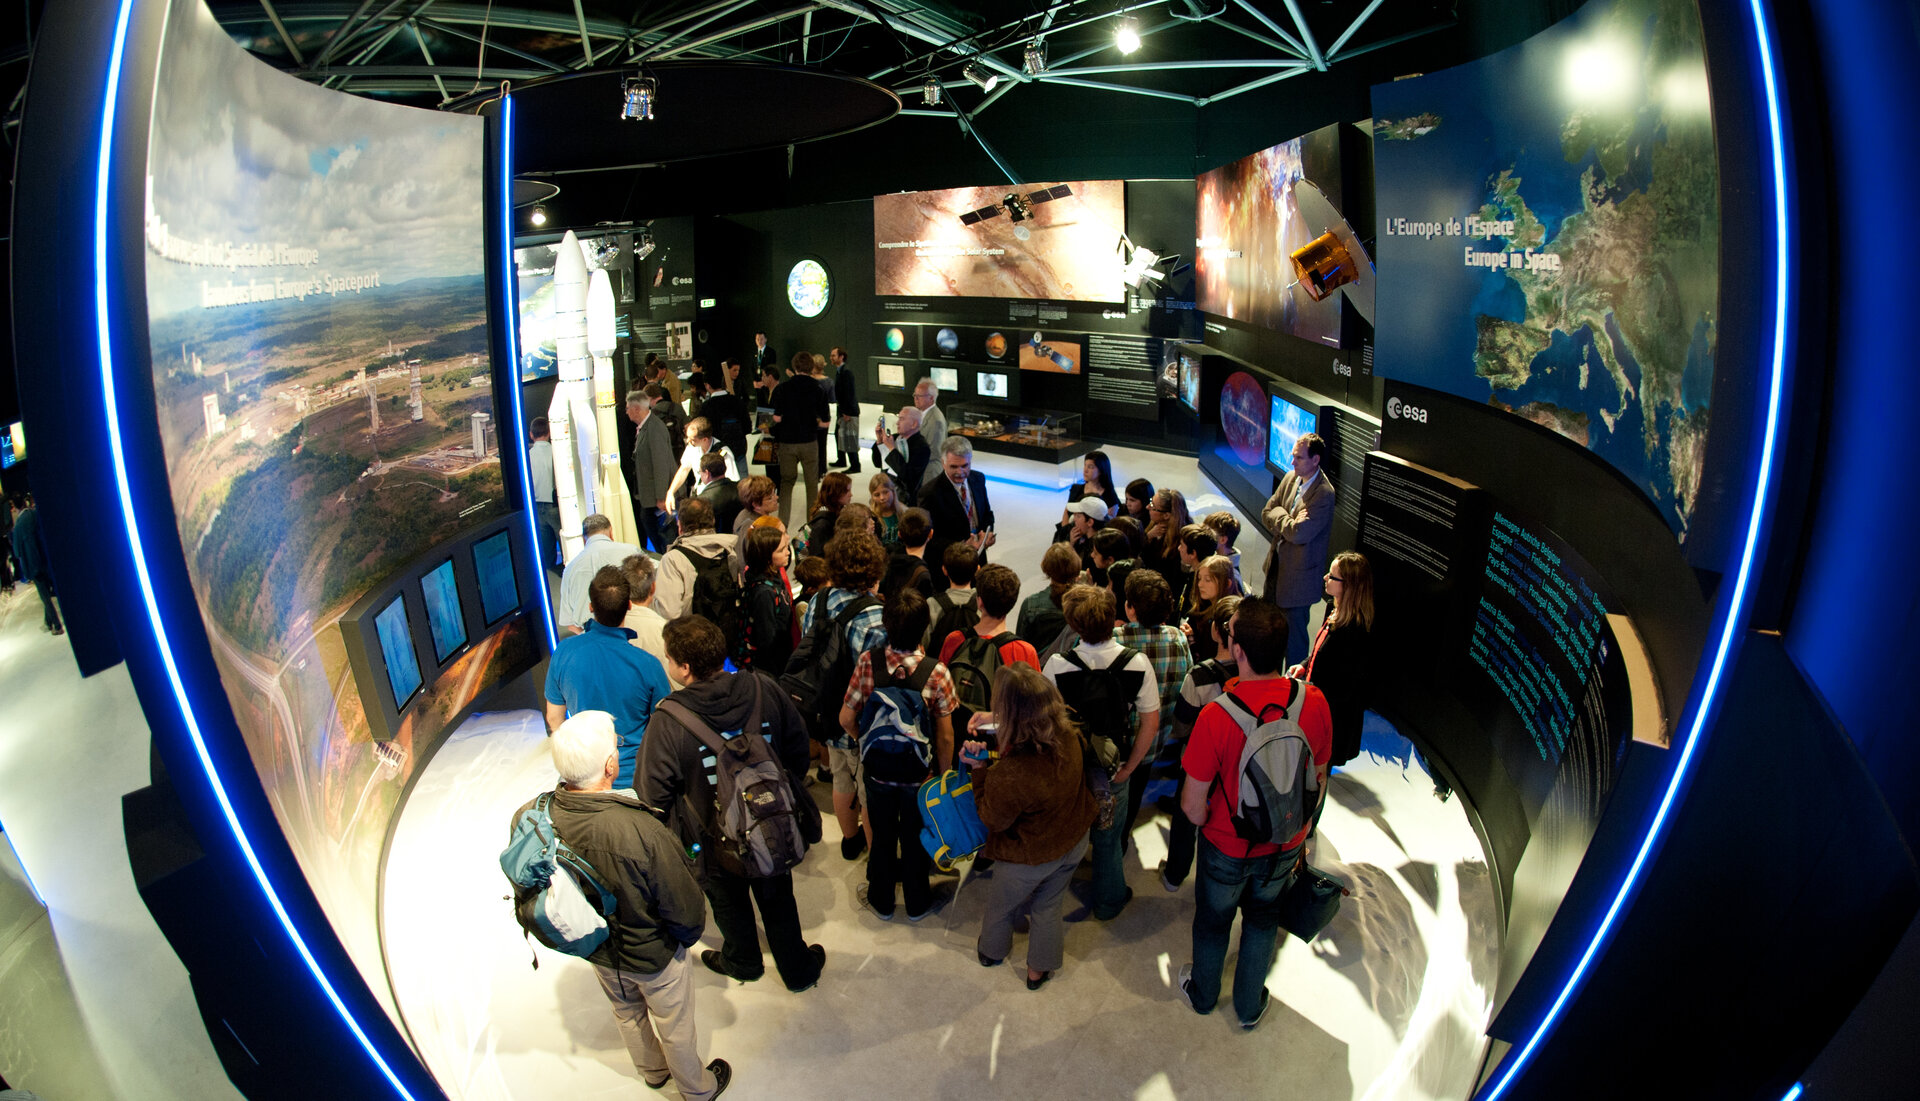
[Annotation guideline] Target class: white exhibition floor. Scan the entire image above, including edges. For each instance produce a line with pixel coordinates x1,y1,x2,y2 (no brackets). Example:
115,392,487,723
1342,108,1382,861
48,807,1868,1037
0,438,1499,1099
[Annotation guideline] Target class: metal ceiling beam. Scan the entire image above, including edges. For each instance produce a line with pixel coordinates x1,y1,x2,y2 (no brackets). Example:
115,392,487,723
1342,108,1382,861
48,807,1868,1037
257,0,306,64
1040,14,1183,71
414,18,570,72
1034,74,1200,105
1324,0,1387,61
631,0,763,62
1048,59,1310,75
571,0,593,66
295,63,547,79
1208,15,1307,60
410,19,449,101
309,0,378,68
816,0,1023,86
214,2,632,37
648,6,819,62
1195,63,1307,105
1326,18,1453,63
1278,0,1326,70
1229,0,1307,59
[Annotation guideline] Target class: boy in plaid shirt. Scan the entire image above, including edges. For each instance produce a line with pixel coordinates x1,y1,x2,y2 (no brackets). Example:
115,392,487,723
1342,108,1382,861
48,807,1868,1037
839,589,957,921
1115,569,1192,839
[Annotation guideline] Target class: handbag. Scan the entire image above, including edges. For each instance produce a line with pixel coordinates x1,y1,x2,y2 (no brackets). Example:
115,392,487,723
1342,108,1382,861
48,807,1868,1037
1275,858,1349,942
752,437,777,464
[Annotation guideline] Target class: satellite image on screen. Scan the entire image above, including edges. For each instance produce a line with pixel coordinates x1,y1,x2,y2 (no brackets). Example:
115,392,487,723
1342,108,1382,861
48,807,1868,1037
873,181,1126,302
374,596,423,707
1195,124,1346,345
420,558,467,663
473,530,519,625
1372,0,1717,538
1268,394,1318,474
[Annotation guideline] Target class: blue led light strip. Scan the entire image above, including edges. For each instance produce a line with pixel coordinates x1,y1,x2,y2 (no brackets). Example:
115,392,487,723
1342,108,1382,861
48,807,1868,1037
1478,1,1792,1096
94,1,419,1096
498,93,557,651
1779,1084,1805,1101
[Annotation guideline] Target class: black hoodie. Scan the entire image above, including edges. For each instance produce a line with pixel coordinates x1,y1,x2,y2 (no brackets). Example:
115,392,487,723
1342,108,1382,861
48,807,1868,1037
636,670,814,880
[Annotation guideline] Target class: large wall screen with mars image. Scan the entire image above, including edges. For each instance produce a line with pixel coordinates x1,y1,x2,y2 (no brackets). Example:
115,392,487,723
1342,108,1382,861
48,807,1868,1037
1195,123,1348,346
138,0,519,1020
873,181,1126,302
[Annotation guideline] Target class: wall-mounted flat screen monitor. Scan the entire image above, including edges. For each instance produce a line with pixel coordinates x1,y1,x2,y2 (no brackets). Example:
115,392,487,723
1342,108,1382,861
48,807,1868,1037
976,372,1009,399
929,366,959,394
1018,332,1082,375
1267,392,1319,476
419,558,468,663
873,181,1126,302
374,595,423,709
0,421,20,468
1178,354,1202,413
877,362,907,389
472,529,519,626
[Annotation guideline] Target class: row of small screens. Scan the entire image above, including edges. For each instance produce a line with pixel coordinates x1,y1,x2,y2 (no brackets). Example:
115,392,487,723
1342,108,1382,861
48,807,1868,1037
371,529,520,710
1171,350,1319,474
878,363,1010,400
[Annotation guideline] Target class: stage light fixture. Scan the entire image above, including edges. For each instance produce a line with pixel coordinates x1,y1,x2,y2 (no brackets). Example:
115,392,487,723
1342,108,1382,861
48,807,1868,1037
1116,17,1141,54
1023,39,1047,76
530,205,548,227
963,61,997,93
922,74,942,106
621,75,656,120
632,226,655,262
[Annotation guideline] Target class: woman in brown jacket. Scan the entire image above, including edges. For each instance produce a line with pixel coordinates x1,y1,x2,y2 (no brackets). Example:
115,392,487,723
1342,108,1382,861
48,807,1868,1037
961,665,1099,991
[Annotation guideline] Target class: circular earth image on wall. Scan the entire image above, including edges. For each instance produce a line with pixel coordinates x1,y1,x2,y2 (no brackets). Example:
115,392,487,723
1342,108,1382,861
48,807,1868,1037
1221,370,1268,466
785,258,831,318
935,328,960,353
884,327,907,353
984,332,1007,359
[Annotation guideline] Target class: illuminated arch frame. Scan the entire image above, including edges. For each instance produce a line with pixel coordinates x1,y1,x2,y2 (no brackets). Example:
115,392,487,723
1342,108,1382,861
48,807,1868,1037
1475,0,1792,1095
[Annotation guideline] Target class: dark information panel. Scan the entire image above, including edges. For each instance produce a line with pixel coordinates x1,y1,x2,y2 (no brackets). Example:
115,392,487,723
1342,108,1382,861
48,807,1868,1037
1085,333,1161,419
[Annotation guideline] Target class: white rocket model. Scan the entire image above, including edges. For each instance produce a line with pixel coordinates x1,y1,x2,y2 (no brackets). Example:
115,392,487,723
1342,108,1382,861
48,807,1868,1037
547,231,595,562
587,267,640,547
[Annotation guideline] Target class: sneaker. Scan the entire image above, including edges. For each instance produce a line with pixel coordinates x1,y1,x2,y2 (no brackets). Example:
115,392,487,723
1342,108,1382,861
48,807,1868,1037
707,1058,732,1098
1159,865,1182,893
856,884,894,921
784,944,827,992
1177,963,1210,1015
700,949,761,983
1238,989,1272,1032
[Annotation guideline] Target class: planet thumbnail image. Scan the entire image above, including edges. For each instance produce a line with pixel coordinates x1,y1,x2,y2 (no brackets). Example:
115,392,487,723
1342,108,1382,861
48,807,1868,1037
884,327,907,353
984,332,1007,359
936,328,960,353
1220,370,1268,466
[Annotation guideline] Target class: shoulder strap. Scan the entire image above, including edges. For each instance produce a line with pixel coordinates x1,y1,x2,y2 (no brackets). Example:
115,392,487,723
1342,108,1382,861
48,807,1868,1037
658,698,722,756
1061,649,1089,672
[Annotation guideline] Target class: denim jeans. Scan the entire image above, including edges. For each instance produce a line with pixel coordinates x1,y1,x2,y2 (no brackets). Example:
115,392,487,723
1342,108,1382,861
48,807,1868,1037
1190,836,1298,1021
1088,773,1134,918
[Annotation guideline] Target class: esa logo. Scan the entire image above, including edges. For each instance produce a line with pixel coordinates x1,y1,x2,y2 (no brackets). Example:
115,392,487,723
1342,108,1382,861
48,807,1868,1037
1332,357,1352,377
1386,396,1429,423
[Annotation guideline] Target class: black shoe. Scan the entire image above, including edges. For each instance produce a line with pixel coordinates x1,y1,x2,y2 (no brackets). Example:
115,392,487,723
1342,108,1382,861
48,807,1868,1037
707,1058,732,1098
785,944,827,992
841,834,868,861
828,459,847,469
1026,970,1053,991
700,949,761,983
977,949,1004,968
643,1073,671,1090
1093,886,1134,921
1177,964,1210,1015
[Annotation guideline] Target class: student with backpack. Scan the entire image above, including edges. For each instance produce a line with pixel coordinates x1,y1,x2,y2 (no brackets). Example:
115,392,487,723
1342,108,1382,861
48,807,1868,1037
1114,569,1193,841
838,589,957,921
784,532,889,860
1176,600,1331,1032
1042,585,1159,922
878,507,937,603
510,711,730,1098
925,542,981,650
937,564,1040,730
653,499,744,624
1162,594,1243,891
740,524,799,678
638,616,827,994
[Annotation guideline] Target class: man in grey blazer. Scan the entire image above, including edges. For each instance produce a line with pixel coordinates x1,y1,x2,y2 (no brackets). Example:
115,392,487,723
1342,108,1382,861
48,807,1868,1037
1261,432,1334,669
628,390,677,553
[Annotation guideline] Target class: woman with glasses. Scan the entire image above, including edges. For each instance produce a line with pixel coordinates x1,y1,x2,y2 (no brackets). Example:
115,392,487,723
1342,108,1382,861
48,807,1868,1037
1288,550,1375,765
1140,488,1192,605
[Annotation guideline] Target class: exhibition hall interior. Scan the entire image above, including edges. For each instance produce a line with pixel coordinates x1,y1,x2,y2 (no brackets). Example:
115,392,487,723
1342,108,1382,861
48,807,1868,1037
1,0,1917,1099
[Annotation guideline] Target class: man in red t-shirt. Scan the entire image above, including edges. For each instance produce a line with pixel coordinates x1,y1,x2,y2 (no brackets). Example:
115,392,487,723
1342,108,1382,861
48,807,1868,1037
1177,600,1331,1031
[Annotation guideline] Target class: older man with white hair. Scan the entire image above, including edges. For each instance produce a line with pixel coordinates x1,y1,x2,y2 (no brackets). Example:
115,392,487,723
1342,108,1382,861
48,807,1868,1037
872,405,931,507
911,376,947,492
515,711,731,1097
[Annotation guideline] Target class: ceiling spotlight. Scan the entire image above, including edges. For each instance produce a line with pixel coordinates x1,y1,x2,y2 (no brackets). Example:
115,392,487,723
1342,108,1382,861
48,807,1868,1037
1115,17,1141,54
621,75,656,121
962,61,997,93
530,205,548,227
632,227,655,262
1023,39,1047,76
922,74,942,106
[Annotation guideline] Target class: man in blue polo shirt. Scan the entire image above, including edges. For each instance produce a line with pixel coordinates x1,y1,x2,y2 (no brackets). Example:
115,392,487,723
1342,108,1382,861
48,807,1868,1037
545,564,674,789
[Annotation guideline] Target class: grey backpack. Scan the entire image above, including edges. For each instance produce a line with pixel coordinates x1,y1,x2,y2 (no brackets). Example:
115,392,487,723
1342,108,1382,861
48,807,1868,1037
657,678,808,878
1217,680,1318,848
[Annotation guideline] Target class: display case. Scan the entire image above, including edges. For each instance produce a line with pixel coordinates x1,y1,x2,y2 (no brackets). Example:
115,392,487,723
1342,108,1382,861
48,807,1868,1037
949,405,1086,463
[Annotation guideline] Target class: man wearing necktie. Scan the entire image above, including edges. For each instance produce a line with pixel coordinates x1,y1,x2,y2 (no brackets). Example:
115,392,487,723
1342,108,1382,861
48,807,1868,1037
925,435,996,590
1261,432,1334,669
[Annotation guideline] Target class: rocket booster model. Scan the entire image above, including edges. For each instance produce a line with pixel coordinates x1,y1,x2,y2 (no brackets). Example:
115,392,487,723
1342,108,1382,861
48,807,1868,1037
547,231,596,563
587,267,639,546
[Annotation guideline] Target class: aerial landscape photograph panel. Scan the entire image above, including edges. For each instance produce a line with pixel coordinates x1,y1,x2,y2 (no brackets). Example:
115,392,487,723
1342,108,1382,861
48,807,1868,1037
141,0,510,1003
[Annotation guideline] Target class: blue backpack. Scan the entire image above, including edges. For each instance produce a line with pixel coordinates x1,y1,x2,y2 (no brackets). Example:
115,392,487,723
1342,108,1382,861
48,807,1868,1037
500,791,617,966
919,769,988,871
857,647,936,787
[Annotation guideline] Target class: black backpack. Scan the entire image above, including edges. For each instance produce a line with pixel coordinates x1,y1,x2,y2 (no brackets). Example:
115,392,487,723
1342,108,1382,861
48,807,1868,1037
1056,647,1146,772
675,543,746,663
926,589,981,652
946,630,1013,732
780,590,883,739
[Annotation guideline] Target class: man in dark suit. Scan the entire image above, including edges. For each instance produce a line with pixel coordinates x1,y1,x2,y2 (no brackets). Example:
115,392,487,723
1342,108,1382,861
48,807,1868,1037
1261,431,1335,669
751,333,778,392
871,406,930,508
694,452,743,535
922,435,996,590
